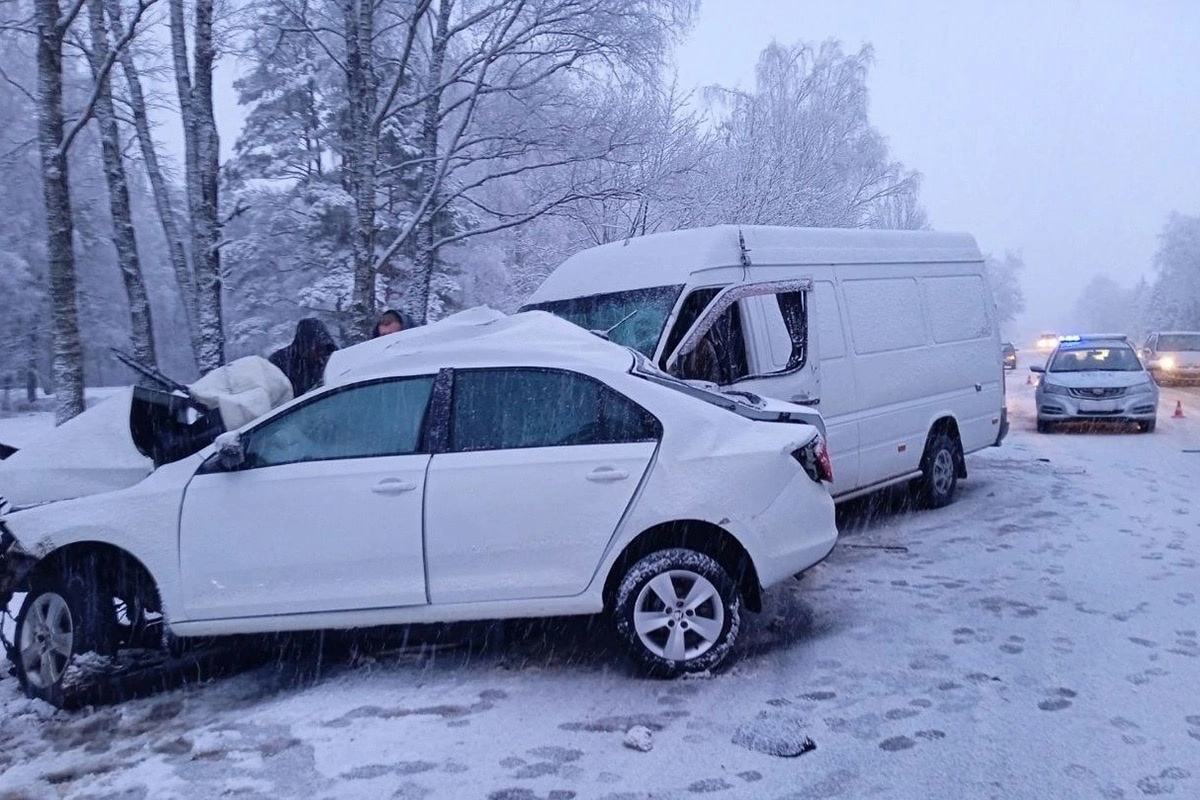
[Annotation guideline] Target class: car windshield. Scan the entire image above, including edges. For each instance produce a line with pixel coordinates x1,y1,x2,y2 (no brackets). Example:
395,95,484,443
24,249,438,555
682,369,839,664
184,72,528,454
1049,345,1142,372
1158,333,1200,351
521,285,683,357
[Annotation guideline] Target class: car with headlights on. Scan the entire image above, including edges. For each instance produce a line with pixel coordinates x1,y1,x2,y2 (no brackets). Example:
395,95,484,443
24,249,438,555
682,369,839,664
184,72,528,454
1140,331,1200,386
1035,332,1061,353
1030,335,1158,433
0,308,837,706
1002,342,1018,370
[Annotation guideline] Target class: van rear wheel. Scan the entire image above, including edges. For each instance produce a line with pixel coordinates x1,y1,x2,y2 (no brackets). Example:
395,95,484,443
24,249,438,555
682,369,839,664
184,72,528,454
914,430,960,509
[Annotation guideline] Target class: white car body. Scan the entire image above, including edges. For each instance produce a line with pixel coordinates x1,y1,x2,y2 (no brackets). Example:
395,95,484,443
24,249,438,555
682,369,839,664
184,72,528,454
1,309,836,691
522,225,1007,504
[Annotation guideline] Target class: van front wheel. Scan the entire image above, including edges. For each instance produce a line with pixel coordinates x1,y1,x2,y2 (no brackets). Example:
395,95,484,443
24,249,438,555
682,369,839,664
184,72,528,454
915,431,960,509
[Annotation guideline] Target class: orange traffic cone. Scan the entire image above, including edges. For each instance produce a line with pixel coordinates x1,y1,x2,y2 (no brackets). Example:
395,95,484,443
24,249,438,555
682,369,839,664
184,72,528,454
1173,400,1185,419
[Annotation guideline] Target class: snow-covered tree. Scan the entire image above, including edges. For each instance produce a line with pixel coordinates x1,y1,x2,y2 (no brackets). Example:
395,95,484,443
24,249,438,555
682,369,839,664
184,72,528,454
696,40,923,230
1146,213,1200,331
984,251,1027,326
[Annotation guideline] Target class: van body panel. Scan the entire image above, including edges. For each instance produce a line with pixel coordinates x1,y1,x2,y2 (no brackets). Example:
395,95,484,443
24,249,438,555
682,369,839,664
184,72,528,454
524,226,1004,502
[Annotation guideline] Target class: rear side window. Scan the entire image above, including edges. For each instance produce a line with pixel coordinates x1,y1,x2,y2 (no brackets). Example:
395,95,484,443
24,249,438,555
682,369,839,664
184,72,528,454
842,277,926,354
450,369,661,451
921,274,992,343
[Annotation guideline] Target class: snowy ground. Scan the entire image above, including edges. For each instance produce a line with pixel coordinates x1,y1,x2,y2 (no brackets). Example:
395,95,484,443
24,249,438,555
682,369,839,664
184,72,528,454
2,373,1199,799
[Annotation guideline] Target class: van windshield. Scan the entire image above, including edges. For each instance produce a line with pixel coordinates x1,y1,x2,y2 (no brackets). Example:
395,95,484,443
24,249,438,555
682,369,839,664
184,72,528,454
521,285,683,357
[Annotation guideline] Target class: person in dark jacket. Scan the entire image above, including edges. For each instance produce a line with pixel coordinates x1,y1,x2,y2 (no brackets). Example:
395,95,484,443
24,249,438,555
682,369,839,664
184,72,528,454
269,318,338,396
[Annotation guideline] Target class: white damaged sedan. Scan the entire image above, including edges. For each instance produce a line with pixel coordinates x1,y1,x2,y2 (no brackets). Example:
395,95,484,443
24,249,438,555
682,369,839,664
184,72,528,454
0,308,836,705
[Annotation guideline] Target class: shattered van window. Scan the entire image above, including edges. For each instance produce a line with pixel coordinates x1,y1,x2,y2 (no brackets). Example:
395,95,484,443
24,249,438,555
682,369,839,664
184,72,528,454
522,285,684,357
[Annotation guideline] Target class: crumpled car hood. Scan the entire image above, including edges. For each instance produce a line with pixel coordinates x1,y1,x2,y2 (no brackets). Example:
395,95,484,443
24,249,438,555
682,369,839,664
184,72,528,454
0,388,152,508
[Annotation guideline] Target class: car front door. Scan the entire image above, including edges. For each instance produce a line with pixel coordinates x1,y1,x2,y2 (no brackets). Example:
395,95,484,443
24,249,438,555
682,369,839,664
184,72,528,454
423,368,661,604
178,376,436,620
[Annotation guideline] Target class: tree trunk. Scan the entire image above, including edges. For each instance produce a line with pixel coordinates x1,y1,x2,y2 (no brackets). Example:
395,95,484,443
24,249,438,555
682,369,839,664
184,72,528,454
88,0,157,372
35,0,85,423
412,0,451,324
107,0,199,371
344,0,378,343
169,0,224,372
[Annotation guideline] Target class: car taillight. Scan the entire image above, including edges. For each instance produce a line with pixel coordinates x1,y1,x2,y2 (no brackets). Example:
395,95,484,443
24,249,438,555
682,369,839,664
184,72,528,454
792,435,833,484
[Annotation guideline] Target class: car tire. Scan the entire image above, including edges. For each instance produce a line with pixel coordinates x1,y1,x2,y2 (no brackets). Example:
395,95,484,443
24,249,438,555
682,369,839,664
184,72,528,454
915,430,960,508
14,559,117,707
613,548,742,678
1036,420,1052,433
1138,419,1156,433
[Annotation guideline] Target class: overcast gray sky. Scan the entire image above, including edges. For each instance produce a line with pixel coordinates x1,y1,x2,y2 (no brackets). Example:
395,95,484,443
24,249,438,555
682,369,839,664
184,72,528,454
673,0,1200,341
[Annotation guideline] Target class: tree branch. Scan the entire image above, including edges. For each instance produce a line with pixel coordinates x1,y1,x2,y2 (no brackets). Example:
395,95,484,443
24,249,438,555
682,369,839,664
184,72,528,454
59,0,158,157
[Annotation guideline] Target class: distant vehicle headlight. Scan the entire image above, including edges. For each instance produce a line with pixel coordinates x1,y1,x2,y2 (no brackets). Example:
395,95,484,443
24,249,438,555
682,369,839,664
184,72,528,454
1041,381,1070,396
1158,356,1176,371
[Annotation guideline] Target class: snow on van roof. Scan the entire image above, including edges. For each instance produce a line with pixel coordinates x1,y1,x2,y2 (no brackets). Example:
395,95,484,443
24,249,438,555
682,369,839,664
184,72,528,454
323,306,634,386
528,224,983,300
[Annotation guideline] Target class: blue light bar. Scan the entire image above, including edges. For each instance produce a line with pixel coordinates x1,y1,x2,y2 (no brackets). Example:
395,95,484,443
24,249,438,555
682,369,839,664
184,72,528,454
1059,333,1127,343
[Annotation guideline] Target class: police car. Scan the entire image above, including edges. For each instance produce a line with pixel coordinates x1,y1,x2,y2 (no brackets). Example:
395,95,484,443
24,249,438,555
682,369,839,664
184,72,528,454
1030,334,1158,433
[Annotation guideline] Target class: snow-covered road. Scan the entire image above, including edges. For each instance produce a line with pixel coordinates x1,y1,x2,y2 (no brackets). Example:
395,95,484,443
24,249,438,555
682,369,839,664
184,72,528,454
2,376,1199,799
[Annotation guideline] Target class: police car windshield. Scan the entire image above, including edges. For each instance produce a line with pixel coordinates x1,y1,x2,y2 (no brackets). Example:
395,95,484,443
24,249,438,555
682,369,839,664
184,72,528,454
1049,345,1142,372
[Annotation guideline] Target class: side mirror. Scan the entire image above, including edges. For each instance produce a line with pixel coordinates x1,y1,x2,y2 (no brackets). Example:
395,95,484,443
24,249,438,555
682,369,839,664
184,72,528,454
214,431,245,470
1029,365,1045,374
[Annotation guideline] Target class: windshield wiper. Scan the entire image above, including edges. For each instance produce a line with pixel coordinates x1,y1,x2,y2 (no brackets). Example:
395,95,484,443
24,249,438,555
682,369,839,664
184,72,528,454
591,310,639,341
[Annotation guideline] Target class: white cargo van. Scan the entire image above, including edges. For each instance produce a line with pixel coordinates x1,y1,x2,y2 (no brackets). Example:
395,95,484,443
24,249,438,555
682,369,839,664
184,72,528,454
522,225,1008,506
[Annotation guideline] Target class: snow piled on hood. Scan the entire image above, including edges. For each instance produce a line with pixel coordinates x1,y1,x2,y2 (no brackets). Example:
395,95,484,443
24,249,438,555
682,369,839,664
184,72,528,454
0,387,151,508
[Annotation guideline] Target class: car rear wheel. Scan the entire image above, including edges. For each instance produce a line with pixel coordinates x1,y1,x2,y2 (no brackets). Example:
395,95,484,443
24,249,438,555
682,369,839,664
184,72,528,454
613,549,741,678
914,430,960,508
14,561,116,707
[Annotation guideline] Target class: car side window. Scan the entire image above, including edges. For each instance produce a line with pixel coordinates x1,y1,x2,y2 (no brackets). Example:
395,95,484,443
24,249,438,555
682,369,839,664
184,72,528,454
450,369,661,452
241,377,435,468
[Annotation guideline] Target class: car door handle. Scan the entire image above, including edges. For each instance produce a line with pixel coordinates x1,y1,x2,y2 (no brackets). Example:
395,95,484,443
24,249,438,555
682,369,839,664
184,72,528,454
586,467,629,483
372,478,417,495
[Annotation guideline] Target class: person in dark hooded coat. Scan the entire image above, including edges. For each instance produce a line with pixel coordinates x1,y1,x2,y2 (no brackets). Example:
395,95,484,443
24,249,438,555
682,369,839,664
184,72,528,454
268,318,339,396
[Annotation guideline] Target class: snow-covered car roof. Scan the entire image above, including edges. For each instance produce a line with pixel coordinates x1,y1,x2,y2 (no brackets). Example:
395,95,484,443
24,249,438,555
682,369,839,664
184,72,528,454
528,224,982,299
324,306,636,387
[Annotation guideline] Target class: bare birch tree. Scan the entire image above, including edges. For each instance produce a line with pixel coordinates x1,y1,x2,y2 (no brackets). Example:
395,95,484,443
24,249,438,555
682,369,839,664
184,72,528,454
106,0,199,369
87,0,157,370
20,0,156,421
170,0,224,371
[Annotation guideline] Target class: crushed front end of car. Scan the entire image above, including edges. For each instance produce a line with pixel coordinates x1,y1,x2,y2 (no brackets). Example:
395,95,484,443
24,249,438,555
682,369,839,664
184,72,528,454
0,505,39,663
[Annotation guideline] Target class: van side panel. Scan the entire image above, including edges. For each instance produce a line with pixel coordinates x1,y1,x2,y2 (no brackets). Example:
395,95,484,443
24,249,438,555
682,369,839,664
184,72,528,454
836,264,1001,486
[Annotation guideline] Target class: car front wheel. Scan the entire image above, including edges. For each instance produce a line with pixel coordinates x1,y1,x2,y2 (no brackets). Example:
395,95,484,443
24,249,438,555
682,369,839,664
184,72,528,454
14,562,116,707
1138,419,1156,433
613,548,742,677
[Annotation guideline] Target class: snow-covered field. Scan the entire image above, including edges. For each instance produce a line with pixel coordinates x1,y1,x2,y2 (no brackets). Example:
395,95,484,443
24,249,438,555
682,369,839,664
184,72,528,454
2,375,1199,799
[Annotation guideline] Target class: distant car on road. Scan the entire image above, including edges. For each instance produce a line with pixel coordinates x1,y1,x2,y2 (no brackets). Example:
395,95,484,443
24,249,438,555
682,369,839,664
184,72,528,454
1035,332,1060,352
1002,342,1017,370
1030,335,1158,433
1140,331,1200,386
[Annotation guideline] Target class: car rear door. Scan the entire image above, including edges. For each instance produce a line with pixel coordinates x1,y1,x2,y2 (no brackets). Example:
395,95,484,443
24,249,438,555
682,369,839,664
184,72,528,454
423,368,660,603
178,376,435,620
